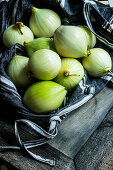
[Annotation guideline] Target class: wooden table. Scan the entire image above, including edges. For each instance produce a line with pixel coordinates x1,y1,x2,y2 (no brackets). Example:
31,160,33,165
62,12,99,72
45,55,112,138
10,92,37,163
0,85,113,170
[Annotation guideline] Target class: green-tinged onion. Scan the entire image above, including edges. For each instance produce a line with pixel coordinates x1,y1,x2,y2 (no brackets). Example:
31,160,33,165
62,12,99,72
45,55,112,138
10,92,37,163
6,54,34,88
24,37,56,57
54,58,84,91
82,48,112,77
29,49,61,80
23,81,67,114
3,22,34,48
29,7,61,37
79,25,96,49
54,25,88,58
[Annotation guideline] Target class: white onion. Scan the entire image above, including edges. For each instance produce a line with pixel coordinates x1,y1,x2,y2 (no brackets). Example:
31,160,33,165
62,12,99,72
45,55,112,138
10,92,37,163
54,58,84,91
54,25,88,58
29,49,61,80
79,25,96,49
6,54,34,88
23,81,67,114
29,7,61,37
24,37,56,57
3,22,34,48
82,48,112,77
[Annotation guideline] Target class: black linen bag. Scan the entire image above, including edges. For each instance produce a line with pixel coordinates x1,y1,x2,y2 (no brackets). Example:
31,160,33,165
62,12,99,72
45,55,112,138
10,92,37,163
0,0,113,166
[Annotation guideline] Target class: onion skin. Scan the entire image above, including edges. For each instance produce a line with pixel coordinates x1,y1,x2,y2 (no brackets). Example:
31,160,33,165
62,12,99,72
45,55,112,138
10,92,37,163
54,58,84,91
6,54,34,88
79,25,96,49
29,49,61,80
29,7,61,37
23,81,67,114
54,25,88,58
82,48,112,77
3,22,34,48
24,37,56,57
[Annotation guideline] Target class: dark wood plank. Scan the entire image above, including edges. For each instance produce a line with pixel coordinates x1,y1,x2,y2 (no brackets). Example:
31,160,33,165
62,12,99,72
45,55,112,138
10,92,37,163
75,106,113,170
0,121,75,170
0,145,75,170
49,86,113,158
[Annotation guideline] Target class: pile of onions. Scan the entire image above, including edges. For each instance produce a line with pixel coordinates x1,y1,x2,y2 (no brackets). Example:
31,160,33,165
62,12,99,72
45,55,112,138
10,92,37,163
3,6,112,115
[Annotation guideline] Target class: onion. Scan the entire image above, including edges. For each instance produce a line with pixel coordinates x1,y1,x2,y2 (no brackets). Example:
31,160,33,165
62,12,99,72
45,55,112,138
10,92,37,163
3,22,34,48
54,58,84,91
23,81,67,114
29,7,61,37
6,54,34,88
29,49,61,80
54,25,88,58
79,25,96,49
24,37,56,57
82,48,112,77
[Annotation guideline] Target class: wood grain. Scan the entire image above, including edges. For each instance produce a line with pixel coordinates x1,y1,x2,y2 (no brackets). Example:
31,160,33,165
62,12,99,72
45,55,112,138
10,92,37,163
75,107,113,170
0,120,75,170
49,86,113,158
